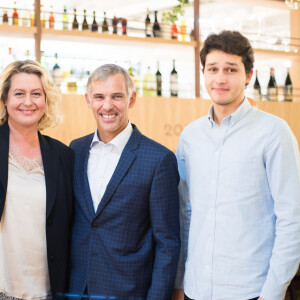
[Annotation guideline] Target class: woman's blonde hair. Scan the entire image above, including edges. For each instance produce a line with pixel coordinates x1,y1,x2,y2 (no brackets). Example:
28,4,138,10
0,60,62,130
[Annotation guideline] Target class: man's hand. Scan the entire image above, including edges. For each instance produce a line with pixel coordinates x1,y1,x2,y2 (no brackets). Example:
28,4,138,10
258,298,265,300
172,289,184,300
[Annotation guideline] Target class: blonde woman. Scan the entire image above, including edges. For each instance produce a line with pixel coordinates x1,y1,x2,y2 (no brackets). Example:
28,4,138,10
0,60,73,300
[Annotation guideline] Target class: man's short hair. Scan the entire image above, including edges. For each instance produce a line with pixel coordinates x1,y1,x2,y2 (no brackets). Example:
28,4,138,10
200,30,254,74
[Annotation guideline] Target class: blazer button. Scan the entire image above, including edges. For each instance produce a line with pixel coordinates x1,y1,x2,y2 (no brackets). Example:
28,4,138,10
50,255,55,261
47,219,52,225
92,223,98,229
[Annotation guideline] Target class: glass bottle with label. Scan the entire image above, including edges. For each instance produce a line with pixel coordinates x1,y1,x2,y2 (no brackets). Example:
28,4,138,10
121,18,127,35
143,66,156,97
253,70,261,101
102,12,109,32
112,15,118,34
267,67,277,101
72,8,79,30
156,62,162,96
12,4,19,26
171,23,178,40
92,11,98,32
152,11,161,38
3,11,8,24
170,59,178,97
145,8,151,37
284,68,293,102
52,53,63,89
30,7,35,27
82,10,89,31
48,7,55,29
62,6,68,30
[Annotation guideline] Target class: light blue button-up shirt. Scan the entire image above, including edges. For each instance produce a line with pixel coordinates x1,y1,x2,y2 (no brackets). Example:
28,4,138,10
175,99,300,300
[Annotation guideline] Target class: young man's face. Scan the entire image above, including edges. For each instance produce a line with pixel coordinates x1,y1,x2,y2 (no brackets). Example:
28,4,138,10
204,50,252,108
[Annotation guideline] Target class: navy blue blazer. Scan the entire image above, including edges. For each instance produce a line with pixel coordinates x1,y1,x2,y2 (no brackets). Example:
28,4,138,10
0,121,74,299
69,124,180,300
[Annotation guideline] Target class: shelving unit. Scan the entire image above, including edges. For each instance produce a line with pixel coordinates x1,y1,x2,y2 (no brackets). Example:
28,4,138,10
0,0,300,100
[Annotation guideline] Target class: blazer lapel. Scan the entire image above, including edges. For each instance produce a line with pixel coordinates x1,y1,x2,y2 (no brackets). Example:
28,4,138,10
95,125,141,217
77,135,96,220
39,133,59,218
0,122,9,218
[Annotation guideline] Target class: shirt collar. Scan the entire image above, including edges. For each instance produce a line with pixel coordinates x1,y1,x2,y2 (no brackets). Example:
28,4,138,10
90,122,133,152
207,98,252,127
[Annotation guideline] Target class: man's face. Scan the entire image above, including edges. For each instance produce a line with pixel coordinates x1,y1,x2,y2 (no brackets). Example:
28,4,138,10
204,50,252,108
86,73,136,143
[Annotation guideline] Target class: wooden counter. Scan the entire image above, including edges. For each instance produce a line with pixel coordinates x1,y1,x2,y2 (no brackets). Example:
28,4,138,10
42,94,300,152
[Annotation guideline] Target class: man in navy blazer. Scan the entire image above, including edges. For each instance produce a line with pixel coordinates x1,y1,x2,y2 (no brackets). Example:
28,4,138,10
69,64,180,299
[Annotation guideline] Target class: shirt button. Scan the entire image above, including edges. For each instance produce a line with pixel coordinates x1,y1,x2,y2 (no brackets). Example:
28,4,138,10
206,265,210,269
208,236,212,240
210,208,214,211
215,151,218,155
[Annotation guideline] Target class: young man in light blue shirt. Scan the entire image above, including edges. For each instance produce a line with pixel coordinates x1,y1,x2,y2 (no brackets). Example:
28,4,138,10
174,30,300,300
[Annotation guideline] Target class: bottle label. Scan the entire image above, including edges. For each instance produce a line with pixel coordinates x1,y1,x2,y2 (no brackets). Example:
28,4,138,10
146,24,151,36
268,88,277,101
284,85,293,101
252,89,261,101
156,75,162,93
170,74,178,95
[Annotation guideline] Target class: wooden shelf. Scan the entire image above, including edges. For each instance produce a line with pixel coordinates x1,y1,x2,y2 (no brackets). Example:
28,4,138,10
0,24,37,35
41,28,197,47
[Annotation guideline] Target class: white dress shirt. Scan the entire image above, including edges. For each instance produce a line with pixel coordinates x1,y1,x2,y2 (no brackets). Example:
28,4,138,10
87,122,133,212
175,99,300,300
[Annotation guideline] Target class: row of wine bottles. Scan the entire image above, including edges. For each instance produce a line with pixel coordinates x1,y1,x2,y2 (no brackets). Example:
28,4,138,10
253,67,293,102
134,60,179,97
1,6,188,40
51,53,180,97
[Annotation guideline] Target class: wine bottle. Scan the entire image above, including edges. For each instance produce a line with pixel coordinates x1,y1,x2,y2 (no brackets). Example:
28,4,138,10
170,59,178,97
62,6,68,30
82,10,89,30
48,7,55,29
41,6,46,28
267,67,277,101
112,15,118,34
52,53,63,89
12,4,18,26
143,66,156,97
284,68,293,102
145,8,151,37
30,7,35,27
121,18,127,35
156,62,162,96
72,8,79,30
253,70,261,101
3,11,8,24
91,11,98,32
171,23,178,40
7,48,15,65
152,11,161,38
102,12,109,32
25,49,30,60
40,51,48,70
179,18,187,42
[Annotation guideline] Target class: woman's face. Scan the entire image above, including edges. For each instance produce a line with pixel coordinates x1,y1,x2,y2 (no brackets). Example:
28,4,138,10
5,73,46,130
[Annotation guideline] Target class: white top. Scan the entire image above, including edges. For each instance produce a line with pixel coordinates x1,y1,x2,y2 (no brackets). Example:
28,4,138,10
88,122,133,212
0,150,51,299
